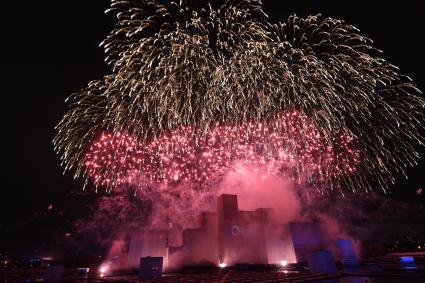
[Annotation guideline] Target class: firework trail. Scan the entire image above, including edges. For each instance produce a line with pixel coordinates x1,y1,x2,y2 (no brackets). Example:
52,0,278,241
54,0,425,193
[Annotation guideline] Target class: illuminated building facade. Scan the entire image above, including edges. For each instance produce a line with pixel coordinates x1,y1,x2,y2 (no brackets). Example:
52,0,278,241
128,194,355,271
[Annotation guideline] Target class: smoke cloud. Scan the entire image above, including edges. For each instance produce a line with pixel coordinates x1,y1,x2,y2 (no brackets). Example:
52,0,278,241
65,164,424,270
218,165,301,224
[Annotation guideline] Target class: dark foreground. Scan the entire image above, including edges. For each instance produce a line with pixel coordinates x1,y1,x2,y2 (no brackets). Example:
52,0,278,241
107,270,425,283
2,268,425,283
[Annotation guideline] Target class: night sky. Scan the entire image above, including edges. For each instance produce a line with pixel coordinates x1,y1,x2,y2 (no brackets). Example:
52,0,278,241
2,1,424,255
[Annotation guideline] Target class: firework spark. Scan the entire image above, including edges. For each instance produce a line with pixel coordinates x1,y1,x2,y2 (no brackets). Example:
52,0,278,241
85,111,360,191
55,0,425,193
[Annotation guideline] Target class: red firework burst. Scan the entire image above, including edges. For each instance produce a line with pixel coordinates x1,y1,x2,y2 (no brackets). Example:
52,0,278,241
84,111,361,189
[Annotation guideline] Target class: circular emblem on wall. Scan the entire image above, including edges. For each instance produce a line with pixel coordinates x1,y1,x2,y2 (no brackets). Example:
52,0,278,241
231,225,240,236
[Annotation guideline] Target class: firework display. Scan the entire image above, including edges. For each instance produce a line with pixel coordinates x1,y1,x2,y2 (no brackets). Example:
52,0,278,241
85,111,359,191
55,0,424,192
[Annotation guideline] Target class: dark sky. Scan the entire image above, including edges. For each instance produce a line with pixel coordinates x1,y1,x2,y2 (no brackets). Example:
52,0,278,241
2,1,424,254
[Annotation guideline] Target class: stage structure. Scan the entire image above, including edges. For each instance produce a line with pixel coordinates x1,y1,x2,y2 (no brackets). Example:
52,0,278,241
128,194,356,271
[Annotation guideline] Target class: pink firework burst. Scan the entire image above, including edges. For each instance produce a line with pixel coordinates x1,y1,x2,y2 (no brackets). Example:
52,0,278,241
84,111,361,189
85,132,144,188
